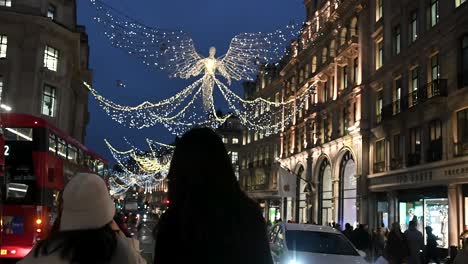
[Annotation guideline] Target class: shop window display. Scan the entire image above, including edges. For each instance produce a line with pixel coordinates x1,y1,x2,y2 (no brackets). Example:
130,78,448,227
424,199,448,248
399,198,449,248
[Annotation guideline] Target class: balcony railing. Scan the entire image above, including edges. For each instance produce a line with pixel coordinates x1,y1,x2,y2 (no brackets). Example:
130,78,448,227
373,161,385,173
407,153,421,167
390,157,403,170
409,79,448,107
454,142,468,157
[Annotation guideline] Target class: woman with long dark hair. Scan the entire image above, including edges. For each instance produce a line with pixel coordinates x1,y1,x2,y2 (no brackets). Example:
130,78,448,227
154,128,273,264
19,173,145,264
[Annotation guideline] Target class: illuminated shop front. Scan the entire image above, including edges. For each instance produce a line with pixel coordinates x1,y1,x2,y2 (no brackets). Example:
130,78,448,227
369,159,468,249
398,189,449,248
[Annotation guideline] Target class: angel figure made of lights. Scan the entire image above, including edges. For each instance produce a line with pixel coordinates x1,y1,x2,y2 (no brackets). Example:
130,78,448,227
86,0,316,135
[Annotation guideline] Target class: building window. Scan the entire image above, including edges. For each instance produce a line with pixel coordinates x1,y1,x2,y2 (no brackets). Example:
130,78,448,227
222,137,228,144
376,38,384,70
319,160,333,225
0,76,3,103
409,127,422,166
312,56,317,73
393,25,401,55
342,65,348,89
353,57,358,84
340,28,348,46
322,47,328,63
457,109,468,145
430,54,440,81
391,134,403,169
376,90,383,124
42,84,57,117
410,67,419,107
232,138,239,144
376,0,383,21
428,120,442,162
429,0,439,27
394,78,402,114
44,45,59,72
461,35,468,87
231,152,239,164
47,4,56,20
410,11,418,43
323,81,329,102
456,0,466,8
393,134,401,158
456,109,468,157
0,0,11,7
0,35,7,58
375,139,385,173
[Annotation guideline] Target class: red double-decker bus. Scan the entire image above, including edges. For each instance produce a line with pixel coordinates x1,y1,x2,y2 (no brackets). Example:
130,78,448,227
0,113,108,259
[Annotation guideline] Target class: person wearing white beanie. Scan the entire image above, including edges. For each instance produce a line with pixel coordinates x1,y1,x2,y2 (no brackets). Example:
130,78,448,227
19,173,146,264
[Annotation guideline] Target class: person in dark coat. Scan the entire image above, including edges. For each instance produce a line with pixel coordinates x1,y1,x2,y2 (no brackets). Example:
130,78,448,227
153,128,273,264
425,226,440,264
352,224,371,252
385,222,409,264
343,223,354,240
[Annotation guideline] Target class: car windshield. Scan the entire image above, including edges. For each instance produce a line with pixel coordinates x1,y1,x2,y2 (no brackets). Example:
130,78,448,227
285,230,359,256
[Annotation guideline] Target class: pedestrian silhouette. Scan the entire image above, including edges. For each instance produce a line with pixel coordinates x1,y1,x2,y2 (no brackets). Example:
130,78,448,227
153,128,272,264
385,222,409,264
425,226,440,264
18,173,145,264
404,221,423,264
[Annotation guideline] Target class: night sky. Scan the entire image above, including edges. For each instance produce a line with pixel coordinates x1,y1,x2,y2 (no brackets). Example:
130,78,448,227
76,0,305,163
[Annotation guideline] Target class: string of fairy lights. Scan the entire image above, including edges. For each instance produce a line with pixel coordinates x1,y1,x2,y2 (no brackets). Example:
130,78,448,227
86,0,341,194
106,138,174,195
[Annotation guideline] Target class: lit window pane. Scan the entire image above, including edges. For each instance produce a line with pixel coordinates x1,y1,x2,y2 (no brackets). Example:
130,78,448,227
47,5,56,20
0,35,7,58
44,45,59,72
0,0,12,7
42,84,57,117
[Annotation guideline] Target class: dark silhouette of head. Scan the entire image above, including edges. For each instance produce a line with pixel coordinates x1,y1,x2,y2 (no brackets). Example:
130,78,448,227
426,226,433,234
409,220,417,230
155,128,272,264
167,127,240,209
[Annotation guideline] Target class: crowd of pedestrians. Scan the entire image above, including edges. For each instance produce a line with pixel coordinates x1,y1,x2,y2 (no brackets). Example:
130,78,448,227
330,219,468,264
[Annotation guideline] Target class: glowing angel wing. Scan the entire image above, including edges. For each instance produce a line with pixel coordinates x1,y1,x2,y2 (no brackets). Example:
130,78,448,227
90,0,202,79
220,24,301,81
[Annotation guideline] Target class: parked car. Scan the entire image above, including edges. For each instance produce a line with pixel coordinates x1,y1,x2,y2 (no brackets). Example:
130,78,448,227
269,223,367,264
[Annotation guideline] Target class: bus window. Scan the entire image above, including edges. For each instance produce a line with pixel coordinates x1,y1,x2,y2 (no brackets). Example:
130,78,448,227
49,133,57,153
68,145,77,163
4,128,33,141
76,149,83,165
57,138,67,159
6,183,29,199
97,161,104,176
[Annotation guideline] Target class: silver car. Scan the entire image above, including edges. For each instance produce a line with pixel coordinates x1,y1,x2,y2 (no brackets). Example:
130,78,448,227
269,223,367,264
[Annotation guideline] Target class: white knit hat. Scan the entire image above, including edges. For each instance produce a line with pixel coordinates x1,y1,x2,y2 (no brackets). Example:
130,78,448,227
60,173,115,231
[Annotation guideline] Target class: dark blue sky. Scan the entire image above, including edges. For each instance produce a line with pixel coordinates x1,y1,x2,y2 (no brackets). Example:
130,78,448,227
77,0,305,163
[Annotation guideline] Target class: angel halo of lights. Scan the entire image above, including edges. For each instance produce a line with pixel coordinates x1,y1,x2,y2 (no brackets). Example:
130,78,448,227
86,0,315,136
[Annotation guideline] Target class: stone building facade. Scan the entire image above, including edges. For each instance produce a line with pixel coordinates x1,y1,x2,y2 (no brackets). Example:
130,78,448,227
0,0,91,142
240,0,468,250
367,0,468,250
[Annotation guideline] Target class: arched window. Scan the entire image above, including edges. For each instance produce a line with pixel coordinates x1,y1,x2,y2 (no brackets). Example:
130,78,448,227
340,27,348,46
319,159,333,225
350,17,358,37
312,56,317,73
339,151,357,227
322,47,328,63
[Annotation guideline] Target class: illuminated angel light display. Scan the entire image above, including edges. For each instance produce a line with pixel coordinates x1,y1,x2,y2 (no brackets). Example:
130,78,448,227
86,0,315,135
